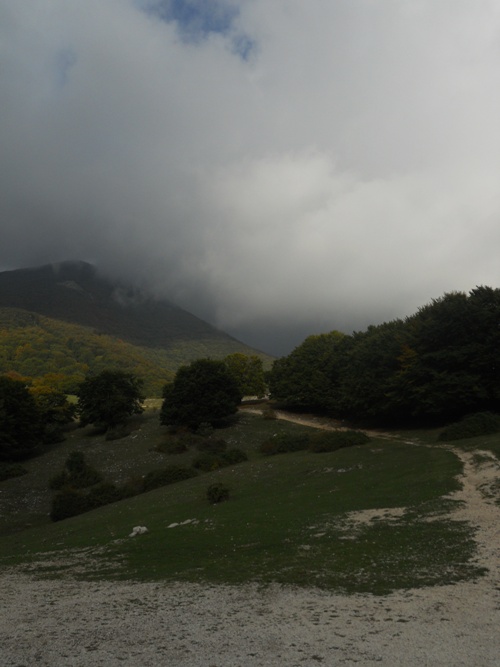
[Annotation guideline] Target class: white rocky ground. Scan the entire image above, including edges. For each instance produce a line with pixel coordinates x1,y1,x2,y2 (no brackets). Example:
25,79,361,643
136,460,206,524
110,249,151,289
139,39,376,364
1,431,499,666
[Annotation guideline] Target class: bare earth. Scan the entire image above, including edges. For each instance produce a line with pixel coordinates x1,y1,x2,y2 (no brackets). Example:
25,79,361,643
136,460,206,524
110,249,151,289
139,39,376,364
1,413,500,666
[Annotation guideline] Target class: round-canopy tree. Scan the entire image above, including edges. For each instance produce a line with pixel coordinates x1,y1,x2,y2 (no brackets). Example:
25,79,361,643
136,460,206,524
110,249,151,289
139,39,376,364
224,353,267,398
160,358,242,430
77,370,144,431
0,376,44,461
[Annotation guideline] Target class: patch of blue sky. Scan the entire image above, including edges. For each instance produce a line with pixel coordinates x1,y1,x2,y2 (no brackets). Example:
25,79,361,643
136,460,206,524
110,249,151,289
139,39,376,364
137,0,256,59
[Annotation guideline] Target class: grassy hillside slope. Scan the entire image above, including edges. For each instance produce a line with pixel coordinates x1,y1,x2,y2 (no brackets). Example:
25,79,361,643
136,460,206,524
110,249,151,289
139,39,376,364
0,308,268,395
0,408,490,594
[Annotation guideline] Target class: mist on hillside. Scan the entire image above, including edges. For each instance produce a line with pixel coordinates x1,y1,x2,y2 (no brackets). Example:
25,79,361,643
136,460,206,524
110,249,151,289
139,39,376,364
2,2,500,354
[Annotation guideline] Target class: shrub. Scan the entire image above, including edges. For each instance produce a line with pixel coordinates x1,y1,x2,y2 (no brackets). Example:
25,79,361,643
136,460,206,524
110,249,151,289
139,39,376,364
49,451,103,490
161,440,188,455
0,463,27,482
259,433,310,456
120,476,146,498
86,482,125,508
142,466,197,492
192,447,247,471
438,412,500,441
221,448,248,465
195,438,227,454
105,424,133,441
50,488,90,521
207,483,230,504
192,454,223,472
196,422,215,438
308,430,370,453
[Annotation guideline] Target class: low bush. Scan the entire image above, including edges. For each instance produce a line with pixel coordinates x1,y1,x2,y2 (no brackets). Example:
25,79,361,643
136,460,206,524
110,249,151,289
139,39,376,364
86,482,125,508
160,440,188,455
0,463,27,482
192,447,247,471
49,451,103,490
222,448,248,465
120,476,146,498
207,482,230,504
50,488,90,521
438,412,500,441
196,422,215,437
105,424,133,441
142,465,198,492
308,430,370,453
195,438,227,454
259,433,310,456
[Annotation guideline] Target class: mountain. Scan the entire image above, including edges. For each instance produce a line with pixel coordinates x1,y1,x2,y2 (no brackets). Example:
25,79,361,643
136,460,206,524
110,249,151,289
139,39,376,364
0,261,272,395
0,261,248,348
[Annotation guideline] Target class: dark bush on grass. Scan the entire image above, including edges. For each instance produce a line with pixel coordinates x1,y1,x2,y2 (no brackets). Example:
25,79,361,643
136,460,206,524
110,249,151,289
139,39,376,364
195,438,227,454
259,433,310,456
222,448,248,465
193,447,247,471
105,424,133,441
438,412,500,441
0,463,27,482
86,482,125,508
120,476,146,498
142,465,197,492
49,451,103,490
159,439,188,455
50,488,90,521
308,430,370,453
207,482,230,504
192,454,223,471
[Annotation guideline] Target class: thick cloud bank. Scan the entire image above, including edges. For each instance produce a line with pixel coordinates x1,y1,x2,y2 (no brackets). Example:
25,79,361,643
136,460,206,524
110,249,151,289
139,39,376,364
2,1,500,353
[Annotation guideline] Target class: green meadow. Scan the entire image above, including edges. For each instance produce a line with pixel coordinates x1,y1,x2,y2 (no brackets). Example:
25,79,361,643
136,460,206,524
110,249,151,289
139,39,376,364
0,407,492,595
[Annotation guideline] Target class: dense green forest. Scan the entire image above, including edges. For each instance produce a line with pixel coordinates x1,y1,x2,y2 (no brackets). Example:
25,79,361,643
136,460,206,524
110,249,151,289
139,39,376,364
269,286,500,425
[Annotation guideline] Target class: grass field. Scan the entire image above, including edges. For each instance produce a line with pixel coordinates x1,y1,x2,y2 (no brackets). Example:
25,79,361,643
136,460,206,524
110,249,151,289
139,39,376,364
0,406,493,594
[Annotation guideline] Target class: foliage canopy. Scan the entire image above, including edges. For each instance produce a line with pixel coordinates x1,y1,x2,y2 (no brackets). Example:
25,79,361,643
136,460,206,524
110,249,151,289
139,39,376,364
0,376,44,461
77,370,145,431
160,358,242,430
269,287,500,424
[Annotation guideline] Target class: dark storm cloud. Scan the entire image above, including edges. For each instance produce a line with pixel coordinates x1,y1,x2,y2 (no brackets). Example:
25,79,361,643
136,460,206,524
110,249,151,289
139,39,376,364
2,1,500,354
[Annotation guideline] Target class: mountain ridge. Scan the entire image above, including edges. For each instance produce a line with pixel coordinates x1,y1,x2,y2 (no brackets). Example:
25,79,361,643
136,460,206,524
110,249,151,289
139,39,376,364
0,261,264,353
0,261,272,395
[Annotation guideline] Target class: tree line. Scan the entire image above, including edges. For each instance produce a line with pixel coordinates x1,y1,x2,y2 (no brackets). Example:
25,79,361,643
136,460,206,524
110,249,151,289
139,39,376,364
269,286,500,424
0,353,266,463
3,286,500,464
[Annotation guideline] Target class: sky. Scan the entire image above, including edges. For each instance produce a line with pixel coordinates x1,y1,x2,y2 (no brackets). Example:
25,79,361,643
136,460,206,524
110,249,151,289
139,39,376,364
2,1,500,355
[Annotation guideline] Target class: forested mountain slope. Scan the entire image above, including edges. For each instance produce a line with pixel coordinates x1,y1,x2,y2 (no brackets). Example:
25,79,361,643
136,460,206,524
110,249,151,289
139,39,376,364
0,262,272,395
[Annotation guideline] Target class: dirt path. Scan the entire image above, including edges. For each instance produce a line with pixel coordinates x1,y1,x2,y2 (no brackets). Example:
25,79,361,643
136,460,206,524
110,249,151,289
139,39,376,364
447,448,500,581
242,405,500,580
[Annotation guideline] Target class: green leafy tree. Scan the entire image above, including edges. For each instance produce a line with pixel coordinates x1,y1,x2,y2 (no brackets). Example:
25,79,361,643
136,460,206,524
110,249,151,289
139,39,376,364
269,331,345,411
160,358,242,430
0,376,44,461
30,386,76,442
224,353,267,397
77,370,144,431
